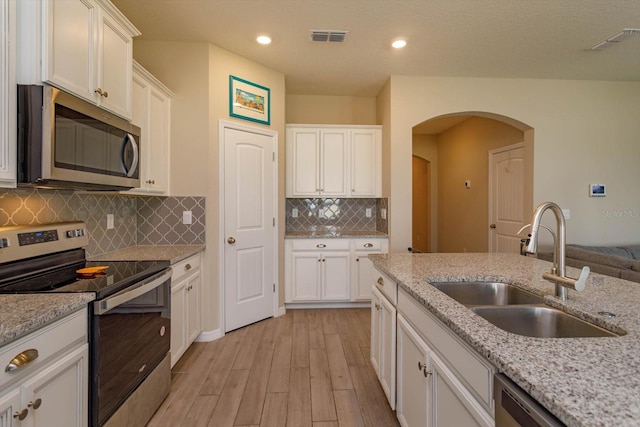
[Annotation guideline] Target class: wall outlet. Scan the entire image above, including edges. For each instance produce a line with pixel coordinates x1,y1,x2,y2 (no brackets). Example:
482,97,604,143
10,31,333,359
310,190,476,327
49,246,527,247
381,208,387,220
106,214,114,230
365,208,372,218
292,208,299,218
182,211,193,225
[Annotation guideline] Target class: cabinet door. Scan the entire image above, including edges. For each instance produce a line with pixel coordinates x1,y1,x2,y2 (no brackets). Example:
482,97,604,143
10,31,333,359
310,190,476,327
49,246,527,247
96,9,132,118
371,287,396,409
287,129,320,196
321,251,351,300
431,352,492,427
290,252,321,301
350,129,381,197
21,344,88,427
43,0,97,102
145,87,170,193
397,315,430,427
1,0,16,188
319,129,348,196
186,273,201,344
170,279,187,367
0,389,22,427
353,252,382,301
370,288,382,375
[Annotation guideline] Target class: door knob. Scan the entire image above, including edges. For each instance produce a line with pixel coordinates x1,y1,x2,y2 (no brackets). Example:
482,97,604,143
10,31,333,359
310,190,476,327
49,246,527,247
227,237,236,244
489,224,496,229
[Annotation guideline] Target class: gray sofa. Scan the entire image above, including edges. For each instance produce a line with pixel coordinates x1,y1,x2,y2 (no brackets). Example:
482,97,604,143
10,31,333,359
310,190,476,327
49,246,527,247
539,244,640,283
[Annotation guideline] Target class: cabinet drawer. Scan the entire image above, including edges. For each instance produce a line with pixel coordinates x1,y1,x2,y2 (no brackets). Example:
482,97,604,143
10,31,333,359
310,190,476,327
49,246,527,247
172,254,201,282
0,308,87,390
353,239,385,251
373,270,397,305
398,290,495,410
290,239,350,251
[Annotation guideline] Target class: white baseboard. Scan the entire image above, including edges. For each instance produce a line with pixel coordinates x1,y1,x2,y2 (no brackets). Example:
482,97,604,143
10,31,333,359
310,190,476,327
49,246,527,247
285,302,371,310
277,306,286,317
195,328,223,342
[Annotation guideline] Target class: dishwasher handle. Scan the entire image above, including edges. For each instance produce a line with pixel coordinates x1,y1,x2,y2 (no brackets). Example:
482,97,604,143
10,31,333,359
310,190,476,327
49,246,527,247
94,269,171,315
494,374,565,427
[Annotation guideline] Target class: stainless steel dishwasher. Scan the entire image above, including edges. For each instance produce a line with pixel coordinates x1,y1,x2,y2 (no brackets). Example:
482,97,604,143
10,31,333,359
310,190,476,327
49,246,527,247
494,374,566,427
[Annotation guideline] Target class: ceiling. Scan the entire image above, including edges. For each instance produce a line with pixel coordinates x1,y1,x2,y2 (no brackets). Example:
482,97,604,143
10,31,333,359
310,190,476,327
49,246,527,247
111,0,640,97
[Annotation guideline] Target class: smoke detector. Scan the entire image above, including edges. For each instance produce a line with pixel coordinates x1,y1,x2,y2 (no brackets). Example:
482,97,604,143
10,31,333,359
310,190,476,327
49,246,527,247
310,30,349,43
589,28,640,50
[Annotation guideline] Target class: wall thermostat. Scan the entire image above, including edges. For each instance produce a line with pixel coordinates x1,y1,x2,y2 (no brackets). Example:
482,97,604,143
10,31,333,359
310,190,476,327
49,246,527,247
589,184,606,197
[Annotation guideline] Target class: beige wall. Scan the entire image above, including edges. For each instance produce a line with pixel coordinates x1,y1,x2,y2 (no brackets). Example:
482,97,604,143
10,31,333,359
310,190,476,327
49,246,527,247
286,95,376,124
377,80,392,198
412,134,438,251
134,41,286,336
386,76,640,252
436,117,524,252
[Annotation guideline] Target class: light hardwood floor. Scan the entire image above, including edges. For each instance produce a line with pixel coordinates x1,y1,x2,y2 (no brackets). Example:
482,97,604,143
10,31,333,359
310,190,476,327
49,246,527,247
148,308,399,427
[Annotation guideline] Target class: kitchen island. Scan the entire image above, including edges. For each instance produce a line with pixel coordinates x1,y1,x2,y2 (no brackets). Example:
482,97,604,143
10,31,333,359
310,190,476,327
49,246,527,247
369,252,640,427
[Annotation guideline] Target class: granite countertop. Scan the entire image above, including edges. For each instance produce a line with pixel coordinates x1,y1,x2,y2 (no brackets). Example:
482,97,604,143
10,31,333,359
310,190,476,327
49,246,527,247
0,293,95,347
369,252,640,427
89,245,205,264
286,230,388,239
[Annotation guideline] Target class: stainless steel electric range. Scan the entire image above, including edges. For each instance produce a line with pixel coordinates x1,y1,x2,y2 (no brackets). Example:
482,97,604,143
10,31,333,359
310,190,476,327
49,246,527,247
0,222,172,427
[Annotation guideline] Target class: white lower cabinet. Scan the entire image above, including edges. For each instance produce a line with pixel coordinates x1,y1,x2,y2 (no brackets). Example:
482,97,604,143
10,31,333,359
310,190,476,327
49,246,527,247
371,286,396,409
396,288,495,427
170,253,202,367
352,239,389,300
0,308,88,427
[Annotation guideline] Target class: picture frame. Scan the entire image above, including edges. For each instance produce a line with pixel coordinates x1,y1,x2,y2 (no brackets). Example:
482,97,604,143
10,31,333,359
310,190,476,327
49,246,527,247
229,75,270,125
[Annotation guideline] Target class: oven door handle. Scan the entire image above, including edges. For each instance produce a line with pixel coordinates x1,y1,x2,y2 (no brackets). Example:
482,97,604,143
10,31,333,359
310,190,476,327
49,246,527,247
94,269,171,315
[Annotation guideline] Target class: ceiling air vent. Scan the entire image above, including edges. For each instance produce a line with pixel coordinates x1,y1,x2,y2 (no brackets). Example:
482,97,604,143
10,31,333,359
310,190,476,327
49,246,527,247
310,30,349,43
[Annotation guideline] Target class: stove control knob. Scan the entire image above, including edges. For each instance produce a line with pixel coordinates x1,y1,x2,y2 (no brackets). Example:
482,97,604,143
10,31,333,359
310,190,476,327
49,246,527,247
0,238,9,248
78,229,85,237
66,230,78,238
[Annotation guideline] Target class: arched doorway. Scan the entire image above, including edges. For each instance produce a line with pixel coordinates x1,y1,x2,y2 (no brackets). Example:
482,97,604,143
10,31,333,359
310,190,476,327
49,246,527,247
412,113,533,253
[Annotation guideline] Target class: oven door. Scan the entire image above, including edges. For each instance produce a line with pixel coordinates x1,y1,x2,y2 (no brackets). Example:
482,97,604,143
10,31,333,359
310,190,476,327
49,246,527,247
91,269,171,427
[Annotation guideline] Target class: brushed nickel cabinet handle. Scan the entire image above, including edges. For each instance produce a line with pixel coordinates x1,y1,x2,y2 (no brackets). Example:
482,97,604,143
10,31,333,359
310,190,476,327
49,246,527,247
6,349,39,372
316,243,326,248
364,243,374,248
94,87,104,96
185,263,192,271
377,277,384,286
103,90,109,98
227,237,236,244
423,368,431,377
14,409,28,420
29,398,42,410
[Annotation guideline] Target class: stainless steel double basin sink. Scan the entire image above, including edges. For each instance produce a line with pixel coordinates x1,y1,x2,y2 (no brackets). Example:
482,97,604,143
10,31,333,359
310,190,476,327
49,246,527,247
430,281,617,338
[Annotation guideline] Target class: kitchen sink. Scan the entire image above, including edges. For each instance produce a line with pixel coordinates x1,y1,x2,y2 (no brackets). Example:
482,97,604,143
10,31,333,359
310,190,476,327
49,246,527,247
470,305,618,338
430,281,544,306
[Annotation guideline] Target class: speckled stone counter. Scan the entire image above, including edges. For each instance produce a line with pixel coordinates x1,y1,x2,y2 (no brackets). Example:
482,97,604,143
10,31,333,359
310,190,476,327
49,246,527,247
89,245,205,264
369,252,640,427
0,293,95,346
286,230,388,239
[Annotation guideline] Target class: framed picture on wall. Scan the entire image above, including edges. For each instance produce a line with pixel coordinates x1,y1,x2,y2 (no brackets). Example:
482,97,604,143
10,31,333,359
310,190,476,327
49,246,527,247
229,75,270,125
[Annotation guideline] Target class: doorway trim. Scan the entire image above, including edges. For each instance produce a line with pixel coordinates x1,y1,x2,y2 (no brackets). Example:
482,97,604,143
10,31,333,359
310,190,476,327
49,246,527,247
218,119,279,335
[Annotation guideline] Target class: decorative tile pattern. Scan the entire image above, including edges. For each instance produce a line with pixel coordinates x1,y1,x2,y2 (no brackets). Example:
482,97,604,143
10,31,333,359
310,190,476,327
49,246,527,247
0,189,206,257
286,198,379,232
137,197,206,245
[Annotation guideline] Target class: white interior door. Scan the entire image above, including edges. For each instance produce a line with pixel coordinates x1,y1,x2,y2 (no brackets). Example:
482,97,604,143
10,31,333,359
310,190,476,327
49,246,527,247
489,143,526,253
223,124,276,332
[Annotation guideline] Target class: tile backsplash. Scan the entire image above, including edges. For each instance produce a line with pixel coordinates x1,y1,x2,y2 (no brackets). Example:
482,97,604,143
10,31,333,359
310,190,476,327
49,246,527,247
0,189,205,257
286,198,388,233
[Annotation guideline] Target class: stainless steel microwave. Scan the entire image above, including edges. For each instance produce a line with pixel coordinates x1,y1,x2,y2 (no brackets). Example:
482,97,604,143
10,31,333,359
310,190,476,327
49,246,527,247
17,85,141,191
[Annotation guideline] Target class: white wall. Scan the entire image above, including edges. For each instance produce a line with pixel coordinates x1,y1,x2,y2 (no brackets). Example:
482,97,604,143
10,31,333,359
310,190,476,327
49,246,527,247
386,76,640,252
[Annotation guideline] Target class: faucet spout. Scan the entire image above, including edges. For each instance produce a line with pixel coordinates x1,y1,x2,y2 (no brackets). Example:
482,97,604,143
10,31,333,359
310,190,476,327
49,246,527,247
524,202,588,300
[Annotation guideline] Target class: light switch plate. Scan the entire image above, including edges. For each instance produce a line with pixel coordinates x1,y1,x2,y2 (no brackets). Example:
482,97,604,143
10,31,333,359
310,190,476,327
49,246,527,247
106,214,114,230
292,208,299,218
365,208,372,218
381,208,387,220
182,211,193,225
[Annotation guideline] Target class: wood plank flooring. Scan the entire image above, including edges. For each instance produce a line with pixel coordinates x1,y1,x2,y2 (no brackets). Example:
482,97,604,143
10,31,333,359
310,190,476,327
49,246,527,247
148,308,399,427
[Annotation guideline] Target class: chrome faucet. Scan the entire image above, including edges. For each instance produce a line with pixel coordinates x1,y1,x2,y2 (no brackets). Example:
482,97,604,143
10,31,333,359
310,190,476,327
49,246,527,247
522,201,590,300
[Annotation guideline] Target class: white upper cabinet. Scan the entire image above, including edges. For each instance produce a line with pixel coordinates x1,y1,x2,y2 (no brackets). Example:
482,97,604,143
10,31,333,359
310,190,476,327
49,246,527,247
18,0,140,119
286,124,381,198
0,0,16,188
129,61,173,195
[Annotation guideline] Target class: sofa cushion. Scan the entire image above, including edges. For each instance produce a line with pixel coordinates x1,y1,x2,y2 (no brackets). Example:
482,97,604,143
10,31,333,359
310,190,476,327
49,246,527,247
631,260,640,272
569,244,633,259
620,268,640,282
565,246,634,269
623,245,640,260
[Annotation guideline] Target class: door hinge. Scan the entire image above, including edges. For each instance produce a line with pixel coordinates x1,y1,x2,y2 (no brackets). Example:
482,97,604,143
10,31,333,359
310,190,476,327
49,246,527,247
273,283,276,292
273,218,275,227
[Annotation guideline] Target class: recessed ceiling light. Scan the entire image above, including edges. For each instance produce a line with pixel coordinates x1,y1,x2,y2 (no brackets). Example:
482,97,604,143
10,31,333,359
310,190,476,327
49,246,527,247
257,35,272,45
392,39,407,49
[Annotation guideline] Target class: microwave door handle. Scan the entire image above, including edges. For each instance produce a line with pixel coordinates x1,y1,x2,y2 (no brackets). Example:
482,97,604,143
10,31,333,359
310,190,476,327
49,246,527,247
120,133,139,177
94,269,171,315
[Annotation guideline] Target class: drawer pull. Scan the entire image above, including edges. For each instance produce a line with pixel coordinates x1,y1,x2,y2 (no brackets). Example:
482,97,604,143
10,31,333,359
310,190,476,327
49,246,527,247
374,303,382,311
185,263,192,271
29,398,42,410
418,361,425,371
423,368,432,377
316,243,326,248
364,243,373,248
377,277,384,286
5,348,39,372
13,409,28,420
